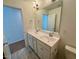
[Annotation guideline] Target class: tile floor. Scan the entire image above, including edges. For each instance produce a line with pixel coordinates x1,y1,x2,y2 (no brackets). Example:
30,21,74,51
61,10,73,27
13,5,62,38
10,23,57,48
11,47,39,59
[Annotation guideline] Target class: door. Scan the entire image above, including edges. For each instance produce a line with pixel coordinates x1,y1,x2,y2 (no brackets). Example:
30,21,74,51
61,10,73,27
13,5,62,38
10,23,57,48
3,6,24,44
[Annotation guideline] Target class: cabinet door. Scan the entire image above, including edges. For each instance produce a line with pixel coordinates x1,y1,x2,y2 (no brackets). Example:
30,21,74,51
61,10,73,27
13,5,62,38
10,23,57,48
51,42,58,59
37,40,50,59
33,37,37,53
4,6,24,44
28,34,33,49
37,41,43,59
43,49,50,59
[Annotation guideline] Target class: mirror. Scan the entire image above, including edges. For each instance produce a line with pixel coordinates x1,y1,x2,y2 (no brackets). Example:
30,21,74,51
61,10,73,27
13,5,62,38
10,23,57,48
34,1,62,33
41,6,62,32
42,13,56,32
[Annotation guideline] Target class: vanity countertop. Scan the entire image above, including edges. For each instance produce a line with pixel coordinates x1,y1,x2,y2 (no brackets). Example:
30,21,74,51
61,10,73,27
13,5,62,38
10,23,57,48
27,30,60,47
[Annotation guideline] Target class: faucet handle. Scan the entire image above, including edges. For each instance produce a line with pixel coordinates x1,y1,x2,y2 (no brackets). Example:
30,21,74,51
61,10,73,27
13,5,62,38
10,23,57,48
49,32,53,37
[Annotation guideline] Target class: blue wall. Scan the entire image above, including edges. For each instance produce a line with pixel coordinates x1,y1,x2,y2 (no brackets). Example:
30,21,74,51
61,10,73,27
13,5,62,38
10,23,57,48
3,6,24,44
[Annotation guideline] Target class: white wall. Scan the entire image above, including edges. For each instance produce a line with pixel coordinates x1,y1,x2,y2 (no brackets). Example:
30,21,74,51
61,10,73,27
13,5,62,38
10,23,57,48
60,0,76,47
59,0,76,59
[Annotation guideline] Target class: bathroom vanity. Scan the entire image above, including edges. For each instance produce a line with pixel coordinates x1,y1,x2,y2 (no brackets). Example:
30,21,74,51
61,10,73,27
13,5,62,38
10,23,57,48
26,30,60,59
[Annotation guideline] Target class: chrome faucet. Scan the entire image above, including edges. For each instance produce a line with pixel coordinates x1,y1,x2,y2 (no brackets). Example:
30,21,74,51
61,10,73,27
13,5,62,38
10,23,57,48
49,32,53,37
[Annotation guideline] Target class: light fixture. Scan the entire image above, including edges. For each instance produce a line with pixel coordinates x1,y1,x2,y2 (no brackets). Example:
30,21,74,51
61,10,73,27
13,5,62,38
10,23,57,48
33,1,39,10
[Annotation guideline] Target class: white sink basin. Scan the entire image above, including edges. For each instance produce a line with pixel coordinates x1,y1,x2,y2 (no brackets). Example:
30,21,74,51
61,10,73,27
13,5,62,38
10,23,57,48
40,36,56,43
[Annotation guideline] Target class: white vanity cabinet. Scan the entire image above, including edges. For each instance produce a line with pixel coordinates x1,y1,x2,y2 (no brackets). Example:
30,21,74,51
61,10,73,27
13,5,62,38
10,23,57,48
27,31,60,59
37,39,58,59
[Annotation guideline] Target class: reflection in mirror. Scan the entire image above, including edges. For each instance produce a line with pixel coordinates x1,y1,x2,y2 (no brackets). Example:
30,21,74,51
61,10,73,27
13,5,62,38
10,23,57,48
42,13,56,32
42,6,62,33
48,14,56,32
34,1,62,33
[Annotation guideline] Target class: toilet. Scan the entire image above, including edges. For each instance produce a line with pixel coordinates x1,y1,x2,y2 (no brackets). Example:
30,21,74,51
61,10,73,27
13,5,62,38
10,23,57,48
65,45,76,59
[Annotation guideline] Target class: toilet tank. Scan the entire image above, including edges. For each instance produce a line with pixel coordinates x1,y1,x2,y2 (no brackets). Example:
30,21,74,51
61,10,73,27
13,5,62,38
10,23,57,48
65,45,76,59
